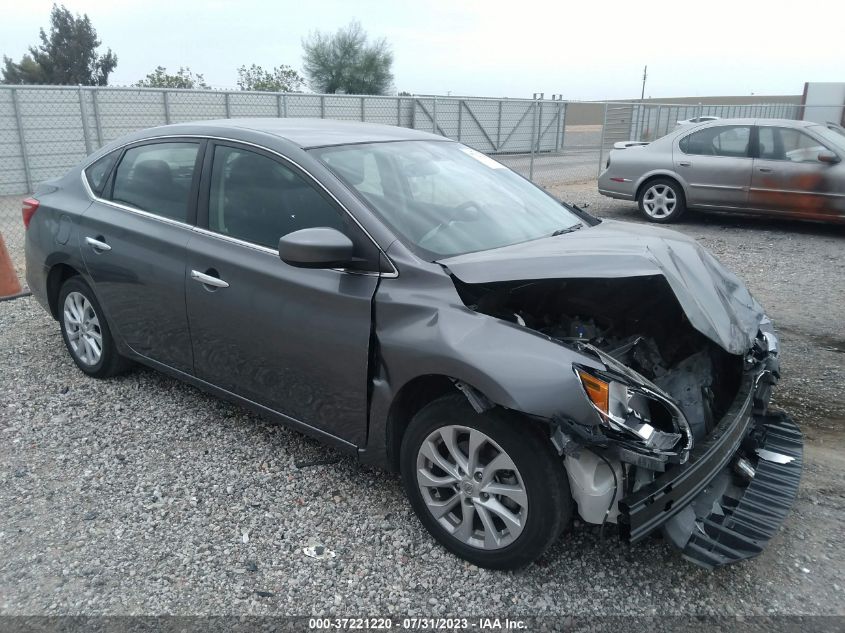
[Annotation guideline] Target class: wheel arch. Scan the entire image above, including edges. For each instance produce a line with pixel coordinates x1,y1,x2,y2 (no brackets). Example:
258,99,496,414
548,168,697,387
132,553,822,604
635,171,689,203
384,374,462,472
46,263,83,320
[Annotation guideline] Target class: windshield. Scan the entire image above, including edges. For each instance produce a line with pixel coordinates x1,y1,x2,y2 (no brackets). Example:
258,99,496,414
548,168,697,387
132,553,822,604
810,124,845,152
312,140,586,259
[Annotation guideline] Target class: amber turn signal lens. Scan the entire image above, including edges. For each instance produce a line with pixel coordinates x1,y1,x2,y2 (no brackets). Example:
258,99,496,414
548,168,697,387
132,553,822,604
578,371,609,414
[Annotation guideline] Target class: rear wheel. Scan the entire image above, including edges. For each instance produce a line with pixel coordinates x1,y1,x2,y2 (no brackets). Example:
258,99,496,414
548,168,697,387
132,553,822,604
58,277,131,378
400,393,572,569
637,177,686,223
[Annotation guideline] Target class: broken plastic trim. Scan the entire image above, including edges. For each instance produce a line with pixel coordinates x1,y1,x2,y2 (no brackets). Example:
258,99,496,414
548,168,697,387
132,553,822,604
574,343,694,461
452,379,494,414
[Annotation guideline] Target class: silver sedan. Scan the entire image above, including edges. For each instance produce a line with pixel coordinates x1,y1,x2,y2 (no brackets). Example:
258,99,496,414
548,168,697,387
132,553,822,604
598,118,845,224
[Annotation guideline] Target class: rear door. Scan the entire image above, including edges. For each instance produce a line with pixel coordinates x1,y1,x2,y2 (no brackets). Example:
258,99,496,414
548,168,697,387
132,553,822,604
673,124,753,209
184,141,382,445
749,125,845,221
79,139,204,372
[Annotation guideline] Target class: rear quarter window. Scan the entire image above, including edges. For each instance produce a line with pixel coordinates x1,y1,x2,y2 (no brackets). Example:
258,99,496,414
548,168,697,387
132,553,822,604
84,152,119,196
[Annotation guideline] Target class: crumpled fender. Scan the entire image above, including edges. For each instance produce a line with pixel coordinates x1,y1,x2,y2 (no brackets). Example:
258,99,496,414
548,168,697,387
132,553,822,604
362,254,604,467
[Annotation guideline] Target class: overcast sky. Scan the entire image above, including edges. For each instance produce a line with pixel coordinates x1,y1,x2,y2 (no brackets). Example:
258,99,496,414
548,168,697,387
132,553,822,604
3,0,843,99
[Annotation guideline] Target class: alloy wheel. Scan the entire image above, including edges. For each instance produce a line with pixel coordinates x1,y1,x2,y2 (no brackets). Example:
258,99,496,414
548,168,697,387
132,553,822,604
415,425,528,550
63,291,103,366
642,184,678,219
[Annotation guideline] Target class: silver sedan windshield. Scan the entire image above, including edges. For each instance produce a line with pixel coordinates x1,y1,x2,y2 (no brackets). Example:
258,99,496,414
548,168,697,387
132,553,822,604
313,141,585,258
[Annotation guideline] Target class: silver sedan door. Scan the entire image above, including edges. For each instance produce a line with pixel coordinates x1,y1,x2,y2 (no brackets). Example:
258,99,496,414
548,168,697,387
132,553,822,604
749,125,845,221
673,124,753,209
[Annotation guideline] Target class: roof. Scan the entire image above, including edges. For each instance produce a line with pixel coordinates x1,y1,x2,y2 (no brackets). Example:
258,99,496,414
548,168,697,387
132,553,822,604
691,118,816,128
165,118,445,148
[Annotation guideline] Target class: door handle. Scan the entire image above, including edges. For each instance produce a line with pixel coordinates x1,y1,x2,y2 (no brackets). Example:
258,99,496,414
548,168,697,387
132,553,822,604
758,167,774,173
191,269,229,289
678,161,692,167
85,236,111,252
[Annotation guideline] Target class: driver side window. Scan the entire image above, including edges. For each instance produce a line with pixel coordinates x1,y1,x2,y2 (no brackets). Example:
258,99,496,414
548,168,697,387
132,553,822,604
207,145,347,250
758,127,830,163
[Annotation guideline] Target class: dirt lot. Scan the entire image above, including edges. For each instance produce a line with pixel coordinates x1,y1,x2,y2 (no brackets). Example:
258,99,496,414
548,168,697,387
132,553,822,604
0,188,843,617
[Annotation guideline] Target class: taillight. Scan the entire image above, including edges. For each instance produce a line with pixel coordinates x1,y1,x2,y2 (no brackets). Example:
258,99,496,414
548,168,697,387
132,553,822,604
22,198,39,229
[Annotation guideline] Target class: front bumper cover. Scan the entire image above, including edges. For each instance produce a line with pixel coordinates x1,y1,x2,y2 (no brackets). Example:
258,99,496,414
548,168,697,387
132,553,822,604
617,373,802,569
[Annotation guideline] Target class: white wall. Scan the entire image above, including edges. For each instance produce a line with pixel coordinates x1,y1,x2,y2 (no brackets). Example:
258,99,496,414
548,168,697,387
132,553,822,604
802,82,845,125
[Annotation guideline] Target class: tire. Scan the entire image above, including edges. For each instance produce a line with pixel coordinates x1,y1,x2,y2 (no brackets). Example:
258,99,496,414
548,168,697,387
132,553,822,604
400,393,572,569
58,276,131,378
637,177,687,223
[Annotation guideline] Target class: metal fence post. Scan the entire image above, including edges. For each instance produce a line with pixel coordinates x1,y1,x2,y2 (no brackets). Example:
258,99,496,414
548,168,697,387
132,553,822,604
597,102,608,179
224,92,231,118
277,94,283,118
78,87,93,155
529,99,538,181
432,97,437,134
163,90,171,124
457,99,462,143
320,95,325,118
11,88,33,193
558,102,566,154
283,93,289,118
91,89,103,147
536,101,543,152
361,96,366,122
496,100,503,151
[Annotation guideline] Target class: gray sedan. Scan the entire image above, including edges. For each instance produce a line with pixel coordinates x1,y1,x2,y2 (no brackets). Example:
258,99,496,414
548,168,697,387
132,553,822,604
24,119,799,570
598,118,845,223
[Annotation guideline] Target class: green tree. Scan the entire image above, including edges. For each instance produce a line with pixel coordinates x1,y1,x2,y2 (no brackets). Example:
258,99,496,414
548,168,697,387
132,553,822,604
237,64,305,92
2,3,117,85
134,66,209,89
302,21,393,95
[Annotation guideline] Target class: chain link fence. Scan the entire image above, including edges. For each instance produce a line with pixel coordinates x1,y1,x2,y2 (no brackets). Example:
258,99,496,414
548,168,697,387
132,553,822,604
0,85,802,277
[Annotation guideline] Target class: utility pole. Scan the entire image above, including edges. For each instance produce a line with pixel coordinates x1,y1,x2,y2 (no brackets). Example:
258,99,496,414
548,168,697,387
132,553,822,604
640,65,648,100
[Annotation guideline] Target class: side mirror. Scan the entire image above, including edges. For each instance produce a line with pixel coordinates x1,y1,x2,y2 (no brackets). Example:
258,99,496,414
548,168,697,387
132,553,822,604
279,227,354,269
818,150,840,164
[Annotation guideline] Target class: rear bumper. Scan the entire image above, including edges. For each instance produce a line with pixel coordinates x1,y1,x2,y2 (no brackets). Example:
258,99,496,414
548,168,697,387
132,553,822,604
618,373,802,568
597,187,634,201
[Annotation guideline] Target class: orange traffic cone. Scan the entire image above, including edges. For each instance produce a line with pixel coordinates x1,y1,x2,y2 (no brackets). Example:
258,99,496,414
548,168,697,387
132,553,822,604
0,232,26,301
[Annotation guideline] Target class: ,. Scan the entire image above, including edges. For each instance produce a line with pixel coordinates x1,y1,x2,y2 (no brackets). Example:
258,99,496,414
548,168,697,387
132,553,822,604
24,118,801,570
598,118,845,224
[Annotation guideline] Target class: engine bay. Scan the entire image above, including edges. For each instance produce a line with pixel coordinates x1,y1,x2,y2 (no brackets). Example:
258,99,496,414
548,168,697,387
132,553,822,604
453,275,745,446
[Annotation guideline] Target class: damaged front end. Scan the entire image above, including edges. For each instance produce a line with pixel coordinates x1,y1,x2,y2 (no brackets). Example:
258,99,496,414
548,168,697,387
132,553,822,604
452,274,802,569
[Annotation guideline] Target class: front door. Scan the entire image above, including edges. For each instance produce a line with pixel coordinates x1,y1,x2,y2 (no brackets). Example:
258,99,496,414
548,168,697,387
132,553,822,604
79,140,204,373
185,142,381,445
749,125,845,221
674,124,753,209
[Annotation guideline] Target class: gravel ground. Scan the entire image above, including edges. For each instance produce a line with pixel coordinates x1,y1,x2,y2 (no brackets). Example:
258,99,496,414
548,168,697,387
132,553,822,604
1,190,843,617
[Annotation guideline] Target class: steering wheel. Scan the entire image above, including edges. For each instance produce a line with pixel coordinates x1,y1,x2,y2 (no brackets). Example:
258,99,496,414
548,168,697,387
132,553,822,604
418,201,481,246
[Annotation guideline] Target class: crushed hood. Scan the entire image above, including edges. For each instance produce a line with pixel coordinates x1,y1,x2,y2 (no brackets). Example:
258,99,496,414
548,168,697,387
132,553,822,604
439,220,764,355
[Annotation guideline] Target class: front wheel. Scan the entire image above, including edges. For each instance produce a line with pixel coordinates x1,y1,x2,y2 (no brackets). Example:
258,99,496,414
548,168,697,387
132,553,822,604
400,393,572,569
637,177,687,223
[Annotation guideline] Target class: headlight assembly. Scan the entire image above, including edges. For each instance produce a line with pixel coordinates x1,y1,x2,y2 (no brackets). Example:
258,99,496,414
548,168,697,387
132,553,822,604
574,363,692,458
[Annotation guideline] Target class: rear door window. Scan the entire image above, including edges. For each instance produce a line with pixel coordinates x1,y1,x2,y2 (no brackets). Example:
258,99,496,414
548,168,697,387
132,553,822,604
679,125,751,157
110,142,201,222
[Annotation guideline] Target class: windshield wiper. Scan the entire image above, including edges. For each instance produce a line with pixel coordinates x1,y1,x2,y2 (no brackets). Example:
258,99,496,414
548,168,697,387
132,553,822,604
550,224,583,237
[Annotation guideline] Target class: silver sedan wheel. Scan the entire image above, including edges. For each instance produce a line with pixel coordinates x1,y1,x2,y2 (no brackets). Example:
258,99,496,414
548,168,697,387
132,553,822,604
63,291,103,366
416,425,528,550
642,184,677,219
